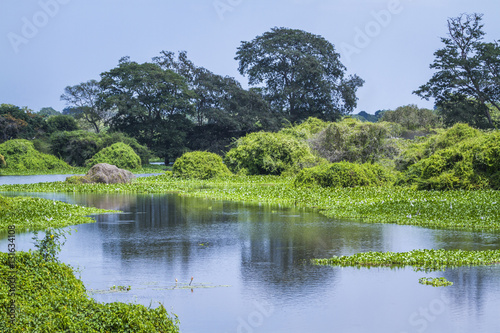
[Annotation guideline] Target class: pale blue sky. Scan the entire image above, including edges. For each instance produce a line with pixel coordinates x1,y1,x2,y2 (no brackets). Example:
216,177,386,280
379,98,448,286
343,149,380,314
1,0,499,114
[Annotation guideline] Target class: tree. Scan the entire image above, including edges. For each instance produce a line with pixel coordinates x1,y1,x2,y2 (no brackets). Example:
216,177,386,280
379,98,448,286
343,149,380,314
380,104,441,130
47,115,79,132
38,107,61,118
0,104,47,142
154,51,280,153
235,27,364,123
101,57,195,163
414,13,500,128
61,80,109,133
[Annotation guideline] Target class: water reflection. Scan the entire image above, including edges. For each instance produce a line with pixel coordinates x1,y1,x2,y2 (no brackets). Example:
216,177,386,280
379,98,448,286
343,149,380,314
2,191,500,332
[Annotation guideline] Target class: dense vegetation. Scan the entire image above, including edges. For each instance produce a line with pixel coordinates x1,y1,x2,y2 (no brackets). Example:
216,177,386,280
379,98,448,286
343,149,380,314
0,252,179,332
312,249,500,271
0,139,71,172
85,142,141,170
172,151,232,179
0,194,116,231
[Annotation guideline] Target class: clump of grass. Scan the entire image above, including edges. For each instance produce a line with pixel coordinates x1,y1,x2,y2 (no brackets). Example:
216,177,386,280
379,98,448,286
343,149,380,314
419,277,453,287
312,249,500,271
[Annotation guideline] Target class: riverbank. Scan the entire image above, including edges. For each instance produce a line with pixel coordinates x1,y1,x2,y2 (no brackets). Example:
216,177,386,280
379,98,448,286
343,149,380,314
0,251,179,332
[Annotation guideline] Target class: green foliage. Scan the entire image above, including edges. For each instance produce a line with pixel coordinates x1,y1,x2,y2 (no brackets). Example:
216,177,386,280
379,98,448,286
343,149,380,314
419,277,453,287
3,175,499,233
380,104,441,130
0,139,70,172
0,195,116,232
397,124,500,189
85,142,141,170
172,151,232,179
309,118,403,164
0,153,5,168
294,161,394,188
279,117,329,140
50,130,150,166
32,228,72,262
0,104,48,143
224,131,321,175
313,249,500,271
47,115,79,132
235,27,364,122
0,252,179,332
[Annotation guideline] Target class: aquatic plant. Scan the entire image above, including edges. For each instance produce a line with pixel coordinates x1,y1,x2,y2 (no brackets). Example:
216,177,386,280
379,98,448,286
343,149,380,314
0,252,179,332
0,195,117,232
312,249,500,271
172,151,232,179
85,142,141,170
419,277,453,287
1,176,499,232
32,227,72,262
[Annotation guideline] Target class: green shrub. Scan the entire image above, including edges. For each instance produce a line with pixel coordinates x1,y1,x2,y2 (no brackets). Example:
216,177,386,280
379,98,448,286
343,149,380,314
397,129,500,190
50,131,151,166
309,118,403,164
224,131,321,175
172,151,232,179
0,139,70,171
0,154,5,168
85,142,141,170
294,161,393,188
47,115,79,132
0,252,179,332
279,117,329,140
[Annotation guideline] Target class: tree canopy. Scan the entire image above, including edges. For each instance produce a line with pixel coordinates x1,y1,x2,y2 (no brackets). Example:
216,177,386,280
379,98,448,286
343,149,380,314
414,13,500,128
235,27,364,123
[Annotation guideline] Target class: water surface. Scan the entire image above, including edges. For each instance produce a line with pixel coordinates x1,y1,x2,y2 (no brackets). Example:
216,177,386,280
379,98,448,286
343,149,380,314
1,176,500,333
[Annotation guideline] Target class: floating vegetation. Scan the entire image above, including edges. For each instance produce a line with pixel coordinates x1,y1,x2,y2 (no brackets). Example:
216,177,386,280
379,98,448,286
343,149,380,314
0,195,118,232
312,249,500,271
419,277,453,287
1,175,499,232
89,285,131,294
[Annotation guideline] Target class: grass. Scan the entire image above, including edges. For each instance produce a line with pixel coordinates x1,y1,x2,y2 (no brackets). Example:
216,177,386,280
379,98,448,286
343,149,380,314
1,174,498,232
312,249,500,271
0,251,179,332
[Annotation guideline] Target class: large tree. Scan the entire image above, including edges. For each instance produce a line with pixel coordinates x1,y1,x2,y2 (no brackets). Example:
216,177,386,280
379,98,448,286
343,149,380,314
235,27,364,123
154,51,280,153
101,57,195,162
414,13,500,128
60,80,109,133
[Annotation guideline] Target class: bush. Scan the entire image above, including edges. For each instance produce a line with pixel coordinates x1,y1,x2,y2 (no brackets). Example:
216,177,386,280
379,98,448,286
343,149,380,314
85,142,141,170
0,154,5,168
0,139,70,171
50,131,151,166
0,251,180,332
309,118,403,164
380,104,441,130
172,151,232,179
397,129,500,190
47,115,79,132
294,161,394,188
279,117,329,140
224,131,321,175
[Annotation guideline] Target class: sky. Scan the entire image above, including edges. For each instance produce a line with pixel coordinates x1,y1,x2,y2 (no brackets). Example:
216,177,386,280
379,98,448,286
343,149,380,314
1,0,499,115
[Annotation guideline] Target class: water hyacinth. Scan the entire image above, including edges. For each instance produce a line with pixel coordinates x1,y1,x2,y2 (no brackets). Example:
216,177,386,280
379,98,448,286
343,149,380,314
419,277,453,287
312,249,500,271
1,175,498,232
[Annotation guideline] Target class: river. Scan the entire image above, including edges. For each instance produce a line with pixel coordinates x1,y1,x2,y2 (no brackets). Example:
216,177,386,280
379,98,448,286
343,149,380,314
1,175,500,332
